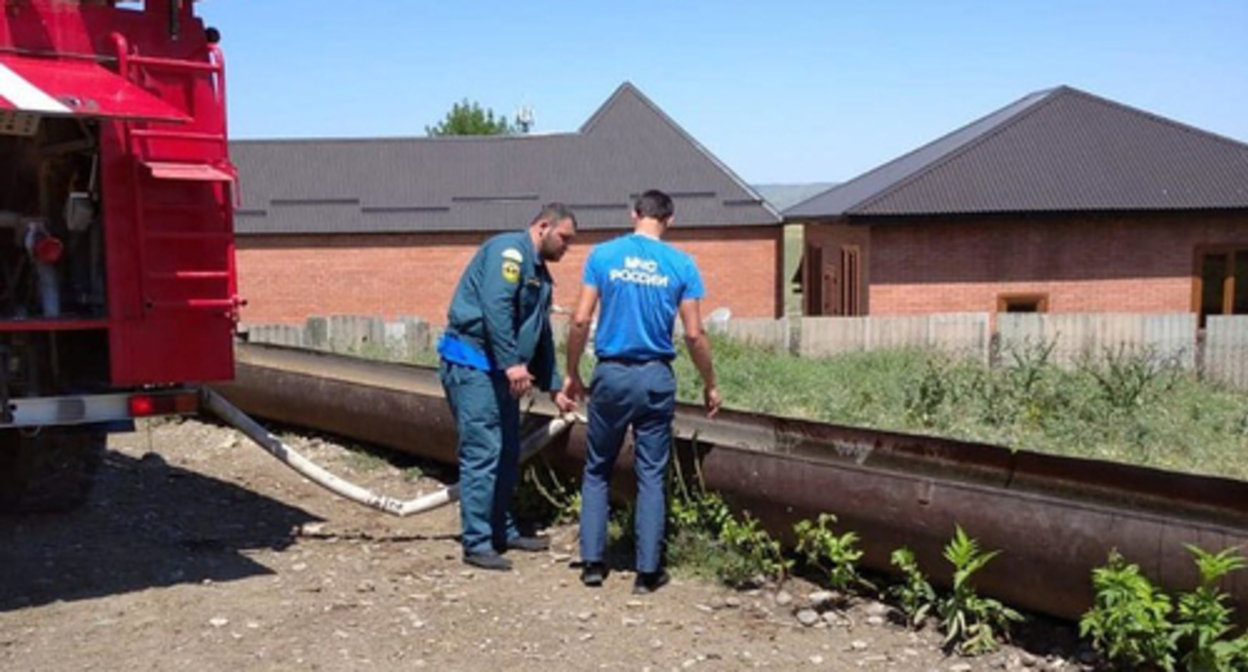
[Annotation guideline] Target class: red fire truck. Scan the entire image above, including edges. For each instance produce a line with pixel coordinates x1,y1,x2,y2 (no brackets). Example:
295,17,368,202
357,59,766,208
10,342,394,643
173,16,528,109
0,1,238,511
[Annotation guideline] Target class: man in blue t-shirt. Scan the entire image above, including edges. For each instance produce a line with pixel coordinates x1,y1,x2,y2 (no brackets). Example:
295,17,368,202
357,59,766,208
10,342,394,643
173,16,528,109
563,189,722,595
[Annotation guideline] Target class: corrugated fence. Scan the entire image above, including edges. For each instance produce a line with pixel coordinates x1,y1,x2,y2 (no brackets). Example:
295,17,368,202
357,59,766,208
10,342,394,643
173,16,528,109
1206,316,1248,391
245,316,439,361
797,314,990,360
243,313,1248,391
997,313,1198,368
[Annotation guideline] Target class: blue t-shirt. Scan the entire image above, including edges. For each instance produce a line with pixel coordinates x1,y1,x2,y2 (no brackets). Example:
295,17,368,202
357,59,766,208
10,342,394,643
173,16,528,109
583,233,705,361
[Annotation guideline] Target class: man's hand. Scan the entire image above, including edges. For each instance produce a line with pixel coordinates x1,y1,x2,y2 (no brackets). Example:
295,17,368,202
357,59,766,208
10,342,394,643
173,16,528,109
552,390,576,414
703,384,722,418
562,374,587,402
505,364,533,399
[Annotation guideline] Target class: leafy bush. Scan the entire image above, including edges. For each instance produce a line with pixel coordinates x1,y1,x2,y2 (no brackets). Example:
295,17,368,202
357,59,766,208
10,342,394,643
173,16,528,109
714,511,791,587
793,513,872,592
1080,550,1178,671
666,458,790,587
889,547,936,627
513,461,581,526
935,526,1023,656
905,359,952,428
1174,546,1248,672
1086,345,1181,414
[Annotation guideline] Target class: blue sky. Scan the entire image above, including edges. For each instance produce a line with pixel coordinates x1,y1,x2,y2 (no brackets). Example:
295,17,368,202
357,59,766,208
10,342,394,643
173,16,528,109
198,1,1247,184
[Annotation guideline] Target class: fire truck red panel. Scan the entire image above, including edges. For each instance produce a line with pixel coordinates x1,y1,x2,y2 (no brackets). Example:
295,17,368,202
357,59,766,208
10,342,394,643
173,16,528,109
0,54,188,122
144,161,235,182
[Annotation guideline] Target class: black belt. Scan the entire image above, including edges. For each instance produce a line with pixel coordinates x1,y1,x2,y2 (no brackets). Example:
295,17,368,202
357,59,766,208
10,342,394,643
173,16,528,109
598,357,671,366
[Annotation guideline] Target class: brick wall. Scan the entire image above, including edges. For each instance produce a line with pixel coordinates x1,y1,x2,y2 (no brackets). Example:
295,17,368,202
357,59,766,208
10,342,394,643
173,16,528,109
236,226,781,325
855,211,1248,314
804,223,871,315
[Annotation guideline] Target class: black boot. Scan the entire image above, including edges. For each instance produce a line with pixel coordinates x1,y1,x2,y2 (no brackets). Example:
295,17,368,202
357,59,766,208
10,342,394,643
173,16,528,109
502,536,551,552
464,550,513,571
580,562,606,587
632,569,669,595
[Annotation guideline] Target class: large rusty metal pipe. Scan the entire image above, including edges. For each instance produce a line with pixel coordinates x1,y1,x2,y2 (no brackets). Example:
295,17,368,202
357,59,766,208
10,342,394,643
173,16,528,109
212,342,1248,622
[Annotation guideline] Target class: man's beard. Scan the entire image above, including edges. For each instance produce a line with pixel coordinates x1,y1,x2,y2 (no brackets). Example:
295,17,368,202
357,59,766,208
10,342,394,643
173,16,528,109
539,231,563,261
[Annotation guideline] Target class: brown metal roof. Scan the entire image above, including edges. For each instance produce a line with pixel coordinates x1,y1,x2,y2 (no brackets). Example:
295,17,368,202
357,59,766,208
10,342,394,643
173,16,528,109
785,86,1248,219
230,83,780,235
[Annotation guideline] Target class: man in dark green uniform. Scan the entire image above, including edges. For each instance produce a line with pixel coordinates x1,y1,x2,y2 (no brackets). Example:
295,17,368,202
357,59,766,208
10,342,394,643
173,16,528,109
438,203,578,571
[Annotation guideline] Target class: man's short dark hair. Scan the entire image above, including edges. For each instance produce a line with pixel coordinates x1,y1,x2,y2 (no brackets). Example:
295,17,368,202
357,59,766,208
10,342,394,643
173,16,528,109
633,189,674,221
533,202,577,228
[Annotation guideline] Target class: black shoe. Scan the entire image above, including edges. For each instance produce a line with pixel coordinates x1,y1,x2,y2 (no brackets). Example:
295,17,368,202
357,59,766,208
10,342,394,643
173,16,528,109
632,570,669,595
580,562,606,587
463,550,512,571
502,536,551,553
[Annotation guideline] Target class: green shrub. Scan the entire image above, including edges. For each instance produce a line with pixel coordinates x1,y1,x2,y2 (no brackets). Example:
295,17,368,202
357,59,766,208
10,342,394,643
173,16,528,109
794,513,872,592
513,461,580,526
1086,345,1181,414
666,458,789,587
889,547,936,627
1080,550,1177,671
936,526,1023,656
714,512,791,587
1174,545,1248,672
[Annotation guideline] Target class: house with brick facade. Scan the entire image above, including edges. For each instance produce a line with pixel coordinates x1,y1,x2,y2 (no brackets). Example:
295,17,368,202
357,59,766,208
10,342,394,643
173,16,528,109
230,83,782,326
785,86,1248,326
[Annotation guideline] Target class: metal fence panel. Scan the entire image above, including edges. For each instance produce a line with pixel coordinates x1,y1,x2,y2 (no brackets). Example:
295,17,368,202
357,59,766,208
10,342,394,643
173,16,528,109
928,313,991,361
999,313,1195,368
1145,313,1198,369
866,315,929,351
244,313,1232,389
1206,316,1248,391
799,314,989,360
244,323,305,349
722,317,790,351
798,317,867,358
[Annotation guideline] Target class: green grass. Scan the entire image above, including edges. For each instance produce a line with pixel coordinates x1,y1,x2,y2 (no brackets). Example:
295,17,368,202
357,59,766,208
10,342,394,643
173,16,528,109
671,336,1248,482
338,319,1248,482
343,449,388,473
345,340,440,367
782,224,804,317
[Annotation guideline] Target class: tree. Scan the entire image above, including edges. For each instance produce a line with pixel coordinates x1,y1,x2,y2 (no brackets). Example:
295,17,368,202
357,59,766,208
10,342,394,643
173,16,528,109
425,99,514,137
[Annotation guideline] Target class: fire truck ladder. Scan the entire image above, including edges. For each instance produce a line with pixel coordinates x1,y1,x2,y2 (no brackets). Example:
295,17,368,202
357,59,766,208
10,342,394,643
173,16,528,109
113,36,239,318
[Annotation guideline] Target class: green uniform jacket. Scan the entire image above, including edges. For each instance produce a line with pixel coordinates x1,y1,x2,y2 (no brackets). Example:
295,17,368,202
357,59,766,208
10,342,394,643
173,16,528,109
444,229,561,391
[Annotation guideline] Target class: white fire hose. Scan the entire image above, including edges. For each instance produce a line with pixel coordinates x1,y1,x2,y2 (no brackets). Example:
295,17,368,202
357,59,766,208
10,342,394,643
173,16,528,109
201,388,578,517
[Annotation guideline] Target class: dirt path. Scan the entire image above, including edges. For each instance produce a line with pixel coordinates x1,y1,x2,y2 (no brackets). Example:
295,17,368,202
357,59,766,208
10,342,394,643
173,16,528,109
0,419,1088,671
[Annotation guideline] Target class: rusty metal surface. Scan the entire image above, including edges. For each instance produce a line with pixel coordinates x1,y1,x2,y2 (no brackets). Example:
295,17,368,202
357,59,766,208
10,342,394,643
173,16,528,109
213,342,1248,621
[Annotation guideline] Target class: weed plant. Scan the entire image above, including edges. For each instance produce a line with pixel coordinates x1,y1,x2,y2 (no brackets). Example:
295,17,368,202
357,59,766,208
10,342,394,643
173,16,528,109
794,513,873,592
1174,546,1248,671
514,460,581,526
1080,551,1178,670
889,547,937,627
1082,545,1248,671
666,456,791,587
935,526,1023,655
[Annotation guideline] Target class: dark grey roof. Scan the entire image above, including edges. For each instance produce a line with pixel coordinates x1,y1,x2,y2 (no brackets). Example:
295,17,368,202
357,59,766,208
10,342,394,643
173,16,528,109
231,83,780,234
785,86,1248,219
752,182,838,212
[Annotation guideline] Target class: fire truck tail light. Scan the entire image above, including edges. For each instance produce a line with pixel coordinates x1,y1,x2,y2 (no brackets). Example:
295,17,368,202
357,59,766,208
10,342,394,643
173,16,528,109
128,392,199,417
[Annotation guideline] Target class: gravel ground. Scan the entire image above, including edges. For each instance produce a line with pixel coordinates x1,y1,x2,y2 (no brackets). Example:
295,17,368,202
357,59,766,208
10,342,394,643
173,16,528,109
0,418,1093,671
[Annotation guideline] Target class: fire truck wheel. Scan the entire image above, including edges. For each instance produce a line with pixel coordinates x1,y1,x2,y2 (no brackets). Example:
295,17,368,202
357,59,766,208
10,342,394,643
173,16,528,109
0,429,107,513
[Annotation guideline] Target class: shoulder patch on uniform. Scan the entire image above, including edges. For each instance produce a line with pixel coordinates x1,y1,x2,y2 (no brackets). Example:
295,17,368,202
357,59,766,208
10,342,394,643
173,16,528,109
502,260,521,284
502,248,523,263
